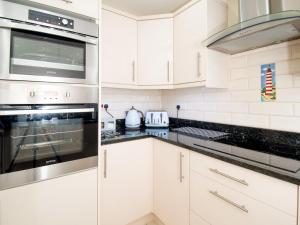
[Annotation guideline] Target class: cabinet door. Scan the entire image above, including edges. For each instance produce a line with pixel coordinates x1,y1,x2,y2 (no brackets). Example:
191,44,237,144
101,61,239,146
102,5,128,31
138,18,173,86
174,1,205,84
101,139,153,225
102,9,137,86
0,169,97,225
154,140,189,225
27,0,99,19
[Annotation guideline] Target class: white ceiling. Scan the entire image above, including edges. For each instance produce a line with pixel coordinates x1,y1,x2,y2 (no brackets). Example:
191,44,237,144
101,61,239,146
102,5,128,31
102,0,192,16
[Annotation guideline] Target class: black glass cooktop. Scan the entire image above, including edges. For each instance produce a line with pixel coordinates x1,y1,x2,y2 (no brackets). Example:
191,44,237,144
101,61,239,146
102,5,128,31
170,128,300,173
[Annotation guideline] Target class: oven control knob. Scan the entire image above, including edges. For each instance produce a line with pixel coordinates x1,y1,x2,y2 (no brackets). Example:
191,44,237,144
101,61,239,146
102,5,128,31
62,19,69,25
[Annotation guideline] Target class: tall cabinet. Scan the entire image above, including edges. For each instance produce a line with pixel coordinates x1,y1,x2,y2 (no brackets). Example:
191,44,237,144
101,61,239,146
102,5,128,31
154,140,190,225
101,9,137,87
138,18,174,86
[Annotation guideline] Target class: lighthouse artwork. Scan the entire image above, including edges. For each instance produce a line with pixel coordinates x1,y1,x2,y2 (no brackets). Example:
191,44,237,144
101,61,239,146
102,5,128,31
261,63,276,102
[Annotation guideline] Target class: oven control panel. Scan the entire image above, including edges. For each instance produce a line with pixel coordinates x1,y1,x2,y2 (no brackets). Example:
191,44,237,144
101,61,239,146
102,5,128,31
28,10,74,29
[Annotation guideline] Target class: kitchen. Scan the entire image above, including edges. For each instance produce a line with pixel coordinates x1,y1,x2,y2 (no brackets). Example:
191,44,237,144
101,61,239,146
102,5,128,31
0,0,300,225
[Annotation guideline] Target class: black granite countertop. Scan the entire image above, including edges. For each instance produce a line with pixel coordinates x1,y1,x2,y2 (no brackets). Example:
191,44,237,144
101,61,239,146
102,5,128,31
101,119,300,185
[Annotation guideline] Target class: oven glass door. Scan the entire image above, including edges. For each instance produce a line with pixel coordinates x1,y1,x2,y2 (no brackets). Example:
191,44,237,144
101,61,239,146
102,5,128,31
10,29,86,80
0,105,98,174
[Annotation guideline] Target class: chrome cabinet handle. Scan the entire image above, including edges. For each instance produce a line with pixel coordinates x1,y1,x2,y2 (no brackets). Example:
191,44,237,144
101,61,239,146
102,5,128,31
209,190,248,213
197,52,201,78
167,61,170,83
103,150,107,178
180,152,184,182
61,0,73,3
209,168,249,186
132,61,136,82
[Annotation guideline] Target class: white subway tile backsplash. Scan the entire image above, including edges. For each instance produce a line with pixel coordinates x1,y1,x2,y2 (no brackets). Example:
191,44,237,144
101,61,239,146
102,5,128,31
231,90,260,102
229,78,249,90
270,116,300,132
294,104,300,116
204,112,231,124
246,46,291,66
102,88,162,119
248,77,261,90
230,66,258,80
216,103,248,113
276,75,293,88
231,114,269,128
249,103,294,116
277,88,300,102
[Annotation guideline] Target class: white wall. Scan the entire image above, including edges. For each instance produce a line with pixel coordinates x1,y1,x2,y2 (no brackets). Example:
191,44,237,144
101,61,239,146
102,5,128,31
101,88,162,119
162,39,300,132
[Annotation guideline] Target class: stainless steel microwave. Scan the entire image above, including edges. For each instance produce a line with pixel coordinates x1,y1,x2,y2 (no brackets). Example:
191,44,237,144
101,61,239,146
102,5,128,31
0,0,98,85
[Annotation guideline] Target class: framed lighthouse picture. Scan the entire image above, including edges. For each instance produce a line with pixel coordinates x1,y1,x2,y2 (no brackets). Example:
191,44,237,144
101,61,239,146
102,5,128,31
261,63,276,102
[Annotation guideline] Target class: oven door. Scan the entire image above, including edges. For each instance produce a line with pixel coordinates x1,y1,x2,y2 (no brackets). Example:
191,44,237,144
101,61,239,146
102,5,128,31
0,105,98,175
0,19,98,85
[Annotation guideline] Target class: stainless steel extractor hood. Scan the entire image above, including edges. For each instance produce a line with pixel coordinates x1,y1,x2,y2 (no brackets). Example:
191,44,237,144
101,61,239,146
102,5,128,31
204,0,300,55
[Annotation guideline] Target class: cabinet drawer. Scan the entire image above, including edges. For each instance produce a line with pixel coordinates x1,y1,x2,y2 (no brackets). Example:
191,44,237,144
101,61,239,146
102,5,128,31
190,211,210,225
190,171,297,225
190,152,297,216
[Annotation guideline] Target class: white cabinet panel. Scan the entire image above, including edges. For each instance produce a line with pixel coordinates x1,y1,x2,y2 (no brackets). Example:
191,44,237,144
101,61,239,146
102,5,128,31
27,0,99,19
174,0,228,88
138,18,173,86
101,139,153,225
190,171,296,225
190,151,298,216
154,140,189,225
0,169,97,225
102,9,137,86
174,1,204,84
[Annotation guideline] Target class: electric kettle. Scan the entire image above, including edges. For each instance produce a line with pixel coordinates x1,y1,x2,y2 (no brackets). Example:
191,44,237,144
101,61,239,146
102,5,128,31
125,106,144,130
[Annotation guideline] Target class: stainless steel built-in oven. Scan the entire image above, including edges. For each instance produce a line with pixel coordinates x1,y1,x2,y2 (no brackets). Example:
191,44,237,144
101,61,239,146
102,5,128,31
0,0,98,85
0,104,98,190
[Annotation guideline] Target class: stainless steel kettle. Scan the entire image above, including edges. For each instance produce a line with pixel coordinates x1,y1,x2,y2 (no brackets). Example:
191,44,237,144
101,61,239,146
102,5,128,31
125,106,144,130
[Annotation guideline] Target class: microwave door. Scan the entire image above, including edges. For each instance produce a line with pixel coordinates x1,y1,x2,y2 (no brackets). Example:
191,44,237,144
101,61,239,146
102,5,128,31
0,18,98,85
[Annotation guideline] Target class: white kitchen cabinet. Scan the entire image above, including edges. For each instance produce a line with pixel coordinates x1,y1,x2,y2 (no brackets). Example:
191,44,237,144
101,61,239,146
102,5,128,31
100,139,153,225
190,151,298,216
138,18,173,86
101,9,137,87
173,0,228,88
190,171,297,225
154,140,189,225
0,169,97,225
26,0,99,19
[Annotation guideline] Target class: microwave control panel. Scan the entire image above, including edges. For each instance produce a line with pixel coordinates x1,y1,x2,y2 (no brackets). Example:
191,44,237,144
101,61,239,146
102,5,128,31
28,10,74,29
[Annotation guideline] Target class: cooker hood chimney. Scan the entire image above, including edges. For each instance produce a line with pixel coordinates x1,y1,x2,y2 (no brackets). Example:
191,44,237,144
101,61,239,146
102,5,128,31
204,0,300,55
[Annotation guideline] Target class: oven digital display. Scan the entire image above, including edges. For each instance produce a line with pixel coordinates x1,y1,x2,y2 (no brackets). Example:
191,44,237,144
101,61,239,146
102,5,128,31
28,10,74,29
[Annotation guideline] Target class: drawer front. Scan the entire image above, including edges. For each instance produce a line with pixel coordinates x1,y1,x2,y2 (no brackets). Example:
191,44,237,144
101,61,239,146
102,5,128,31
190,211,210,225
190,152,298,216
190,171,297,225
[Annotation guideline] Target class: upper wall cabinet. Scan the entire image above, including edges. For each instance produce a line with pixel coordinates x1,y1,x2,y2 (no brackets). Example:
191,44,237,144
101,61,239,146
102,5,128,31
173,0,229,88
102,9,138,87
26,0,99,19
138,18,173,86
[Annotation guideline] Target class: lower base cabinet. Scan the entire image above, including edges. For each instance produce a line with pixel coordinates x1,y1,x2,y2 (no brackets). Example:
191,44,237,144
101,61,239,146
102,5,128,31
100,138,299,225
100,139,154,225
190,170,297,225
154,140,189,225
0,169,98,225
